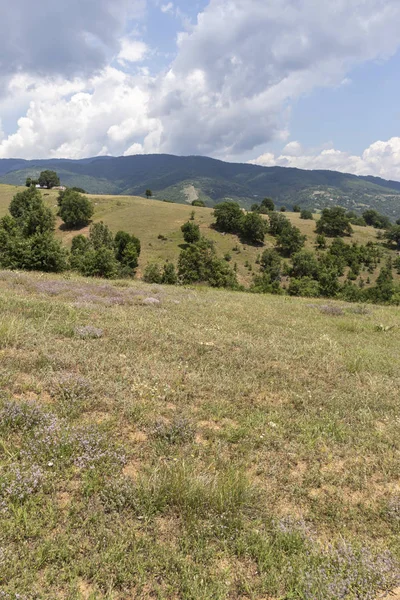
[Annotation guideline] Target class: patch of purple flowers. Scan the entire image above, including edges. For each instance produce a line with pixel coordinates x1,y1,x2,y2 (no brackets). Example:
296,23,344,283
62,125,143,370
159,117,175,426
70,426,126,470
0,463,45,508
301,542,400,600
75,325,104,339
0,401,46,432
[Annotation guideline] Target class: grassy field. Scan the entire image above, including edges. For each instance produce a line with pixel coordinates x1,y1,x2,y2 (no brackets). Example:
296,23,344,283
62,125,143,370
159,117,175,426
0,184,386,287
0,270,399,599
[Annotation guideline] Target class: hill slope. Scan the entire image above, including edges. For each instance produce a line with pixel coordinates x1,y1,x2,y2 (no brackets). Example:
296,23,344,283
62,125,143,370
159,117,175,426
0,270,399,598
0,184,385,288
1,154,400,218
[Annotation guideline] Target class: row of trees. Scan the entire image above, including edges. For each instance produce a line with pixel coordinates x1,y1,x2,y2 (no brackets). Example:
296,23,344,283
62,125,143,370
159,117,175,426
0,187,140,278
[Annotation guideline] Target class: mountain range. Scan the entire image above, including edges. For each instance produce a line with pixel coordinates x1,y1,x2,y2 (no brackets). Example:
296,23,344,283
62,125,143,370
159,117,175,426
1,154,400,218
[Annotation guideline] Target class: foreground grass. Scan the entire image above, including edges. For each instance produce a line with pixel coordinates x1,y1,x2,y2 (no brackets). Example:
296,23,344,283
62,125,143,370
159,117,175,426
0,270,399,599
0,184,384,287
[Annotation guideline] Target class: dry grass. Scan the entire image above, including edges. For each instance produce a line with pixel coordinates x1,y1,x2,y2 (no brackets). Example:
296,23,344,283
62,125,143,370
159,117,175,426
0,270,399,598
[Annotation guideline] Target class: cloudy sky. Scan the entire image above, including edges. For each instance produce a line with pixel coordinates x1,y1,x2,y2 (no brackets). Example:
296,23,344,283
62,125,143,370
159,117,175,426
1,0,400,179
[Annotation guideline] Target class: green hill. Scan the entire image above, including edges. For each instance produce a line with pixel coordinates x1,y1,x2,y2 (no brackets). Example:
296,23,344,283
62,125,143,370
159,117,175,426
1,154,400,218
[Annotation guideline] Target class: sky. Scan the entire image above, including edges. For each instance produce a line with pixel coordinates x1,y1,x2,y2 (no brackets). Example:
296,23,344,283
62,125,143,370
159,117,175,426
1,0,400,180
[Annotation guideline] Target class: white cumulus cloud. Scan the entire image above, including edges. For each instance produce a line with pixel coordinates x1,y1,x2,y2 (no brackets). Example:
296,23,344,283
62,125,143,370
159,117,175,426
251,137,400,181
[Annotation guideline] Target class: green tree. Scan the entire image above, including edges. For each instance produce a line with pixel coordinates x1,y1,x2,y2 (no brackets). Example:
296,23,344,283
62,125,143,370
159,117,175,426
276,225,306,257
268,212,290,236
143,263,163,283
25,233,68,273
58,190,94,229
385,225,400,250
162,262,178,285
288,277,320,297
178,237,237,288
181,221,201,244
362,209,391,229
240,212,267,245
259,248,282,282
300,209,313,220
38,170,60,189
89,222,114,250
293,204,301,212
291,249,319,278
192,200,205,207
316,234,327,249
261,197,275,211
316,207,353,237
9,187,55,236
280,206,287,212
114,231,141,261
213,202,244,234
25,177,32,188
145,189,153,199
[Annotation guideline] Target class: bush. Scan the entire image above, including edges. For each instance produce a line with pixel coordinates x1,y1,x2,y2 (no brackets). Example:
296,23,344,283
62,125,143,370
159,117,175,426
276,225,306,257
162,262,178,285
293,204,301,212
300,209,313,220
363,209,391,229
143,263,163,284
316,207,353,237
25,233,68,273
316,234,327,249
288,277,320,297
213,201,244,234
58,190,94,229
268,212,290,236
9,187,55,236
178,237,237,288
261,197,275,211
114,231,141,261
89,222,114,250
38,170,60,189
181,221,201,244
280,206,287,212
240,212,267,245
291,250,319,279
259,248,282,281
192,200,205,207
385,225,400,250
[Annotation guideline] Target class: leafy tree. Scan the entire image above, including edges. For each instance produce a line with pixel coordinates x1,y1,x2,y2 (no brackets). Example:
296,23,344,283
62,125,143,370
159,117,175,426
240,212,267,245
291,250,319,279
261,197,275,211
276,225,306,257
300,209,313,220
9,187,55,236
316,234,327,249
280,206,287,212
145,189,153,199
25,177,32,188
293,204,301,212
178,237,237,288
315,207,353,237
38,170,60,189
162,262,178,285
213,201,244,234
268,212,290,236
25,233,68,273
259,248,282,282
385,225,400,250
288,277,320,297
58,190,94,229
71,187,87,193
181,221,201,244
346,211,366,226
89,222,114,250
362,209,391,229
80,247,120,279
119,242,139,276
192,200,205,207
143,263,163,284
114,231,141,261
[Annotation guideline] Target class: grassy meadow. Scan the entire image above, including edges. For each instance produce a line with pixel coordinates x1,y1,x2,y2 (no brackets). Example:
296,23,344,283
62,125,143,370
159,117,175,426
0,270,399,599
0,184,387,287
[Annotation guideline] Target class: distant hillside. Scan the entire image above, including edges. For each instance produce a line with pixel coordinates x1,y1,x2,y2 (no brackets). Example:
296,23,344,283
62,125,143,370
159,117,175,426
1,154,400,218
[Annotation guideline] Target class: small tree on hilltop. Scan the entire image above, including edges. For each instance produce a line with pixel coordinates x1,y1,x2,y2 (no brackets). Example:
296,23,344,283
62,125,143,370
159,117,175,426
9,187,55,236
261,197,275,212
316,207,353,237
181,221,201,244
38,170,60,189
58,190,94,229
145,189,152,199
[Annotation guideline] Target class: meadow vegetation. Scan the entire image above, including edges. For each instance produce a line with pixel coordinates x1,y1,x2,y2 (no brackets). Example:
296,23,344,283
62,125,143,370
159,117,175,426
0,270,399,598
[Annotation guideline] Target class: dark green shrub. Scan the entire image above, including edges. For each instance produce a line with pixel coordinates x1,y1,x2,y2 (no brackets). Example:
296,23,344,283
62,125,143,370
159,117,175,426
9,187,55,236
291,250,319,278
288,277,320,297
293,204,301,212
162,262,178,285
181,221,201,244
143,263,163,284
316,234,327,249
363,209,391,229
276,225,306,257
25,233,68,273
300,209,313,220
213,201,244,234
192,200,205,207
260,248,282,281
316,207,353,237
280,206,287,212
261,197,275,211
38,170,60,189
178,237,237,288
114,231,141,261
268,212,290,236
58,190,94,229
89,222,114,250
240,212,267,245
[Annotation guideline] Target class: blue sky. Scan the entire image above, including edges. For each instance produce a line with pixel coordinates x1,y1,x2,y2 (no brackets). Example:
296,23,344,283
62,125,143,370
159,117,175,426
1,0,400,180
